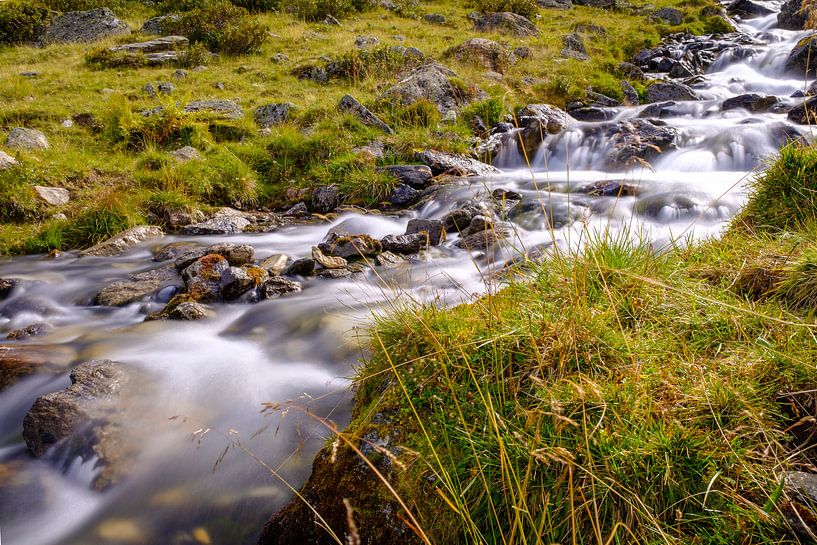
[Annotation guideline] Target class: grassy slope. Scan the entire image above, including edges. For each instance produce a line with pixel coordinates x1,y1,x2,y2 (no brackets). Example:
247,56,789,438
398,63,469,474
0,0,726,254
341,144,817,544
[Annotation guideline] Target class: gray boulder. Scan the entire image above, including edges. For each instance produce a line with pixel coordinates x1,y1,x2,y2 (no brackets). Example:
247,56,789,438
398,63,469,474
140,14,180,35
561,33,588,60
779,0,807,29
645,81,698,102
445,38,515,72
406,218,445,245
378,165,433,188
220,267,257,300
169,301,209,320
0,343,76,392
174,243,254,270
33,186,69,206
310,185,340,213
516,104,570,156
338,95,393,133
423,13,447,24
95,265,182,307
181,212,250,235
473,12,540,37
261,276,302,298
380,233,427,253
41,8,130,44
607,119,677,168
254,103,295,127
170,146,202,162
109,35,188,54
652,7,683,24
381,63,488,113
79,226,164,257
786,34,817,77
389,184,421,206
6,128,48,150
0,151,18,170
415,149,500,176
318,233,382,258
788,97,817,124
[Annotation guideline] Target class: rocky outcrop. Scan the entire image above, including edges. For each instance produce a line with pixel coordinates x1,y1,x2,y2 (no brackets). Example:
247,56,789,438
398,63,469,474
5,128,48,150
22,360,143,490
445,38,516,72
41,8,130,44
79,226,164,257
415,150,500,176
515,104,570,157
95,265,183,307
381,63,487,113
779,0,808,29
472,12,540,36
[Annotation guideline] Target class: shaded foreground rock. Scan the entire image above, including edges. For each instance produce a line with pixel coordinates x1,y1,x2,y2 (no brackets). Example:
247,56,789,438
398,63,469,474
22,360,143,490
79,226,163,257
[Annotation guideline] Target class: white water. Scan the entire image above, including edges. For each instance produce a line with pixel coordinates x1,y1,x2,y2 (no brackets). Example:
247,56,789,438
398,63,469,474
0,4,813,544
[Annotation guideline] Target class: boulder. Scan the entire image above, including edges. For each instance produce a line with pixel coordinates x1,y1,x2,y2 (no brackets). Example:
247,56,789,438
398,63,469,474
168,301,209,320
254,103,295,128
285,257,316,276
181,212,250,235
169,146,202,162
220,267,257,300
310,185,340,213
0,151,19,170
183,100,244,120
109,35,188,54
652,7,683,24
443,208,475,232
318,233,382,259
22,360,141,490
79,226,163,257
0,344,76,392
538,0,573,8
423,13,447,24
354,35,379,48
33,186,69,206
456,226,510,249
727,0,774,17
473,12,540,36
259,254,290,275
788,97,817,124
561,33,588,60
568,107,615,121
786,34,817,77
338,95,393,134
415,149,500,176
377,165,433,188
779,0,808,30
0,278,17,300
406,218,445,245
722,93,780,112
260,276,302,298
140,14,180,35
5,128,48,150
182,254,230,302
516,104,570,156
381,63,487,114
445,38,515,72
95,265,182,307
317,268,352,279
388,184,421,206
607,119,678,168
380,233,427,254
174,243,254,270
645,81,698,102
41,8,129,44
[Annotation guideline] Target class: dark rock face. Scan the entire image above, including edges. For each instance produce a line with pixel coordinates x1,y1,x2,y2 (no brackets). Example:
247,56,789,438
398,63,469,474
779,0,807,30
0,278,17,300
727,0,774,17
388,184,421,206
607,119,678,168
380,233,427,253
722,93,780,112
338,95,393,134
42,8,130,44
786,34,817,77
783,471,817,539
443,208,476,232
310,185,340,213
568,107,616,122
318,233,382,259
377,165,433,189
22,360,141,490
95,266,183,307
285,258,316,276
515,104,570,156
473,12,540,36
415,150,500,176
381,63,488,113
788,97,817,124
406,219,445,245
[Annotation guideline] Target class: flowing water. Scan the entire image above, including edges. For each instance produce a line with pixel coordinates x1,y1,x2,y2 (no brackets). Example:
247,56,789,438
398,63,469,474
0,3,814,543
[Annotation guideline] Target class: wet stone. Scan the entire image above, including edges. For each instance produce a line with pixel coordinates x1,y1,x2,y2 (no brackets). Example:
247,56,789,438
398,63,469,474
169,302,209,320
312,247,347,269
182,254,230,302
381,233,427,254
405,219,445,245
318,233,382,259
318,268,352,279
174,243,254,270
261,276,302,298
310,185,340,213
285,258,316,276
389,184,421,206
220,267,257,300
6,323,53,341
443,209,475,233
377,251,405,266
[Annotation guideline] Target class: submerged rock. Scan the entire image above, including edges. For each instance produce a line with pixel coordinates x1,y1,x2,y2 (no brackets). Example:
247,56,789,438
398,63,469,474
22,360,142,490
0,344,76,391
6,323,53,341
79,226,164,257
607,119,678,168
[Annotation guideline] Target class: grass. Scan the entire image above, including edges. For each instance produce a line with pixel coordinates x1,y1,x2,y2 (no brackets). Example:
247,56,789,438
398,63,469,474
0,0,728,254
275,144,817,544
